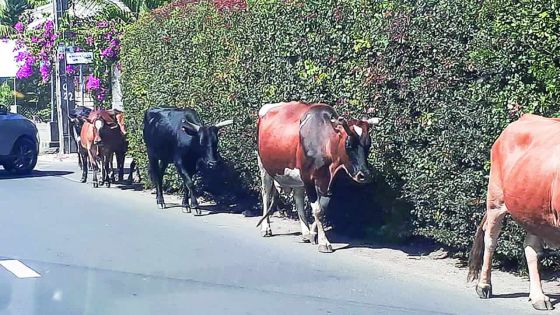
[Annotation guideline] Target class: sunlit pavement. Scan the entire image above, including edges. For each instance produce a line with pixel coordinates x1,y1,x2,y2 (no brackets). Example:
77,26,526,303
0,156,536,315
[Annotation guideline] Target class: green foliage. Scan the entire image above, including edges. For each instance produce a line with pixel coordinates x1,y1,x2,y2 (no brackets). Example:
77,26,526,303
121,0,560,264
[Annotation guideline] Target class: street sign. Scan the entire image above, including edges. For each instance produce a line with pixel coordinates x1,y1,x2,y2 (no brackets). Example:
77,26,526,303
66,52,93,65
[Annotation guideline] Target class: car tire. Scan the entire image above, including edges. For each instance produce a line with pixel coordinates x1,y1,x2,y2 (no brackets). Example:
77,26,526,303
6,137,38,175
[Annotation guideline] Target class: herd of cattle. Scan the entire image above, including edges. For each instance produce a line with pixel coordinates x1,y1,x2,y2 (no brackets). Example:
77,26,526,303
67,102,559,311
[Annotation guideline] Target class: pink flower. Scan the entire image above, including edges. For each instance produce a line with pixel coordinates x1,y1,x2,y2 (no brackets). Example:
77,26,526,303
15,51,29,62
40,63,51,82
16,63,33,79
86,74,101,91
14,22,24,33
44,20,54,33
86,36,94,45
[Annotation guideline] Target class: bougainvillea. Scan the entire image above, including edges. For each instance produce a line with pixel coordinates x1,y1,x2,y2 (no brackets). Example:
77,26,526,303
12,14,124,106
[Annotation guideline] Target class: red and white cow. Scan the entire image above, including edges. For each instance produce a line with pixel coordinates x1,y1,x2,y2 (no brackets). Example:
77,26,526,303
468,113,560,310
256,101,380,253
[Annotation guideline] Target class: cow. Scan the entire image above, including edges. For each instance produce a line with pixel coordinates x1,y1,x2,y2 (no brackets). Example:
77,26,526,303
468,113,560,311
256,101,380,253
69,106,92,175
80,109,128,188
143,108,233,214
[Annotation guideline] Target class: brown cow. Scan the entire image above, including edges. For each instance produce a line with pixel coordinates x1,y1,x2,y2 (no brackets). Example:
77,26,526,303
256,101,380,253
468,113,560,310
80,109,127,188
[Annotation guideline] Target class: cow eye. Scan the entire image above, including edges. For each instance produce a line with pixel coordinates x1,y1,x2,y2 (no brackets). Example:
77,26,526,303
181,119,186,123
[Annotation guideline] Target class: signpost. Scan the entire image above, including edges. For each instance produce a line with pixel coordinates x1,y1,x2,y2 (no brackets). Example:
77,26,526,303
66,52,94,65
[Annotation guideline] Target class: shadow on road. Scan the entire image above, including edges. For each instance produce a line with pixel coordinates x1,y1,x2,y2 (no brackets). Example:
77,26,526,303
0,170,73,180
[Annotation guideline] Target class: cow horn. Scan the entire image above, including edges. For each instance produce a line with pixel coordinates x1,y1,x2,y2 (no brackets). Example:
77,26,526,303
335,116,355,136
214,119,234,128
184,120,201,132
367,117,381,126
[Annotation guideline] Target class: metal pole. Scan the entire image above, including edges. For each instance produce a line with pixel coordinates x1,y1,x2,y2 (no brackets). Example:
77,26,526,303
80,64,84,107
13,77,16,108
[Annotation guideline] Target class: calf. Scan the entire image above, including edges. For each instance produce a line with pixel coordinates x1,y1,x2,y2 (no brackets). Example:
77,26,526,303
256,101,380,253
143,108,233,214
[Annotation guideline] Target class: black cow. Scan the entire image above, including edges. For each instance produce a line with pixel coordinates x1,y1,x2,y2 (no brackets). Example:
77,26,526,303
143,108,233,214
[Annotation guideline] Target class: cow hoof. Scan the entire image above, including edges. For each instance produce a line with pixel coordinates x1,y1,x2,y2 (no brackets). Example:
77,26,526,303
105,182,111,188
93,182,99,188
261,229,272,237
193,208,202,216
158,203,165,209
182,207,192,214
80,177,87,183
531,300,554,311
318,244,333,253
310,233,318,245
300,233,312,243
476,284,492,299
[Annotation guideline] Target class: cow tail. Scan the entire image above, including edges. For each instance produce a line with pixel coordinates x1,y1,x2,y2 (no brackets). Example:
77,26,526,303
467,212,487,282
255,194,277,227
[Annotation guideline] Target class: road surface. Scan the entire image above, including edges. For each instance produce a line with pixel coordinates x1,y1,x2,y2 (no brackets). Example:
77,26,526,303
0,156,545,314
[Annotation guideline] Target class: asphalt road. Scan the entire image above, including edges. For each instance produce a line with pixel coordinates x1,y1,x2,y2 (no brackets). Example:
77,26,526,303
0,156,541,315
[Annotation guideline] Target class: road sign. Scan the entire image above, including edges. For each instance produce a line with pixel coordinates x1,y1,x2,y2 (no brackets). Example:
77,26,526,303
66,52,93,65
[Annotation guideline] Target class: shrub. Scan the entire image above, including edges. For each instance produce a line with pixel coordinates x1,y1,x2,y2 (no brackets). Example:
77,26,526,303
121,0,560,265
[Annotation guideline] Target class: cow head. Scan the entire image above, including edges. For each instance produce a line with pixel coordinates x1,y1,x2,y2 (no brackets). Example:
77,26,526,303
181,118,233,169
86,110,118,145
332,116,380,184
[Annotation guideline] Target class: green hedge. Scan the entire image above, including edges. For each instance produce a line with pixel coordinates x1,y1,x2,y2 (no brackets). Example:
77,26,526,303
121,0,560,264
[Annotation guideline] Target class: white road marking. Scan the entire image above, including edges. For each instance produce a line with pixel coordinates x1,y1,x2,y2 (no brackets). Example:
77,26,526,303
0,260,41,278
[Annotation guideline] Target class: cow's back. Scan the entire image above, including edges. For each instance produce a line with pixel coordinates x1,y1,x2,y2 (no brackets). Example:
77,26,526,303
257,102,312,176
491,114,560,241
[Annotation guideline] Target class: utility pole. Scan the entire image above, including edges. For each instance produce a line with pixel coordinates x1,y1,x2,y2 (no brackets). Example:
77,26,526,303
52,0,76,154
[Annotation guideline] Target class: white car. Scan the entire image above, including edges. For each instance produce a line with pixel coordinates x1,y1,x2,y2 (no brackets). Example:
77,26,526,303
0,105,39,174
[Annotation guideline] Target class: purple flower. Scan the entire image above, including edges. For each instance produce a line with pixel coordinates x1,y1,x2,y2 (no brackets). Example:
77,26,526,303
15,51,29,62
97,21,108,28
101,46,114,59
16,63,33,79
65,65,75,74
44,20,54,32
86,36,94,45
40,63,51,82
31,36,38,43
86,74,101,91
14,22,24,33
96,93,105,101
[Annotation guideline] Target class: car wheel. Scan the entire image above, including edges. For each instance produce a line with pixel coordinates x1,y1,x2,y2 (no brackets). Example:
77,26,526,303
6,138,38,175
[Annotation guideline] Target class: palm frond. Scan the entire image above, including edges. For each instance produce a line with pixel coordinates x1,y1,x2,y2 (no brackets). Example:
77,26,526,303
0,24,14,37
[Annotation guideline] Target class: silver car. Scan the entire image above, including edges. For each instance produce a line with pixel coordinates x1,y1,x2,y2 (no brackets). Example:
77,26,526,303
0,105,39,174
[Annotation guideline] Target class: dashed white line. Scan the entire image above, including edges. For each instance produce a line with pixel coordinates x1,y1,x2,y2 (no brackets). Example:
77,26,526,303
0,260,41,278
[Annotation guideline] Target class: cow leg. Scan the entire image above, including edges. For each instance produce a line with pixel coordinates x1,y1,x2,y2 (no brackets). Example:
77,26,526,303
79,149,88,183
311,195,333,253
293,187,311,242
524,233,552,310
476,203,507,299
148,156,165,208
174,159,199,215
257,155,274,237
127,159,136,184
103,153,112,188
116,151,125,182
